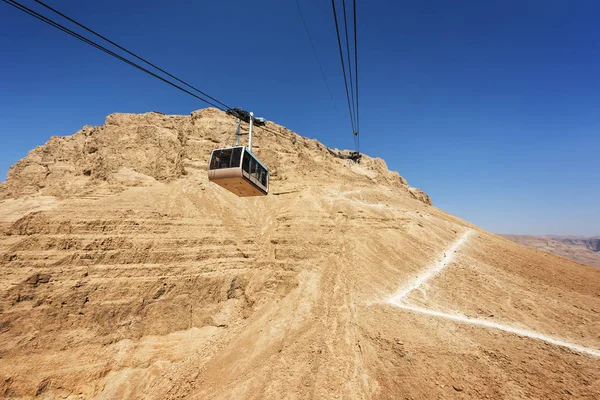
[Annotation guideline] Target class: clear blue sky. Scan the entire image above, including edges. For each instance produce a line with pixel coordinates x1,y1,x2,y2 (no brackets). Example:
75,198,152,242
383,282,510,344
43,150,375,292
1,0,599,235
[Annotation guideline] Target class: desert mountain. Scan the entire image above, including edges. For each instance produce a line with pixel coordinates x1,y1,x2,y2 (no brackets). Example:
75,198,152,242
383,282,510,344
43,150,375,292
500,235,600,268
0,109,599,399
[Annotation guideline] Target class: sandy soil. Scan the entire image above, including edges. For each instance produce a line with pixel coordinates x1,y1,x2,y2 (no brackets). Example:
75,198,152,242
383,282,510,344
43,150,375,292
0,109,598,399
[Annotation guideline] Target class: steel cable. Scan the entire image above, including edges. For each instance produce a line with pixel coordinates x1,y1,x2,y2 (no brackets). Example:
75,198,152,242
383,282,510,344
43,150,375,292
33,0,232,111
3,0,226,110
331,0,356,134
341,0,357,131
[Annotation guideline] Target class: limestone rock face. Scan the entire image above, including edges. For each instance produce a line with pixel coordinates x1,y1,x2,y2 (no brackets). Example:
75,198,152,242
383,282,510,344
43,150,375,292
0,109,598,400
1,112,189,199
0,108,430,205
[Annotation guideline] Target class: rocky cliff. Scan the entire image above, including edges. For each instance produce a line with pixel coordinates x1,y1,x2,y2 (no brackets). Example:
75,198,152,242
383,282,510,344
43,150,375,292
0,109,598,399
0,108,430,205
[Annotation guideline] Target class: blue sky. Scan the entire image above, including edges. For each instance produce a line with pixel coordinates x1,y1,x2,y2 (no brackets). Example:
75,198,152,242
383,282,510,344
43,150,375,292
1,0,599,235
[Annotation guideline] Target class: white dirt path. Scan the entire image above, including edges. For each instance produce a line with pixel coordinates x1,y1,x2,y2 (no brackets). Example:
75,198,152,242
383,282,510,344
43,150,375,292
389,230,473,303
386,229,600,358
394,303,600,357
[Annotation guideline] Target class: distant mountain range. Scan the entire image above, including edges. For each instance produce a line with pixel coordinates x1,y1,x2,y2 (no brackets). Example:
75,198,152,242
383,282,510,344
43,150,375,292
499,235,600,268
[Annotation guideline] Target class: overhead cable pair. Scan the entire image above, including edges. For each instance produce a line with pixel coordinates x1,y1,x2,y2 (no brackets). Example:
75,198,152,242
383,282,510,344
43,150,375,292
2,0,293,140
330,0,360,159
2,0,231,110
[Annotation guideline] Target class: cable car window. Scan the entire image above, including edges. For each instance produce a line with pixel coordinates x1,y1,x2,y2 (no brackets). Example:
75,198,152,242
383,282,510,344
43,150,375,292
257,166,263,185
215,149,233,169
231,147,242,168
242,150,251,173
250,157,258,180
209,152,219,170
261,170,268,186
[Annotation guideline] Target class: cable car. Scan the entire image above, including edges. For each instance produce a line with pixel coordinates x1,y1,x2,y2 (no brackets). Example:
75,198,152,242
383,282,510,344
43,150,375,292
208,146,268,196
208,108,269,196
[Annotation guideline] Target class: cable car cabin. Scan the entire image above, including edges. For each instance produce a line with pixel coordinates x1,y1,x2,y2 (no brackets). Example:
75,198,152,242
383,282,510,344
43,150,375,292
208,146,269,196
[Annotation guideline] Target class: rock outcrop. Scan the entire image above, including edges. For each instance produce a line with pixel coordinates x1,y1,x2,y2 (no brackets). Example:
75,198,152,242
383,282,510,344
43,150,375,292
0,108,431,205
1,109,599,399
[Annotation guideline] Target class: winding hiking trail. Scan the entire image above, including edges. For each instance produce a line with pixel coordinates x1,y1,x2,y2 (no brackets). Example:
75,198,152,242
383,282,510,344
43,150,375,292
387,229,600,358
389,230,474,302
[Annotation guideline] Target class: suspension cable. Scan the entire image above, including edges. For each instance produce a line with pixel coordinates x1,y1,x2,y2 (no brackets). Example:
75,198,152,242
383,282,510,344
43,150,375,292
3,0,320,150
341,0,357,131
353,0,359,140
331,0,356,134
2,0,226,110
33,0,232,111
294,0,338,114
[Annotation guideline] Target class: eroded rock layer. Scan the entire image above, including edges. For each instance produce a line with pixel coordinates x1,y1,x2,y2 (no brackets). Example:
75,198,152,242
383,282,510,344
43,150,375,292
0,109,598,399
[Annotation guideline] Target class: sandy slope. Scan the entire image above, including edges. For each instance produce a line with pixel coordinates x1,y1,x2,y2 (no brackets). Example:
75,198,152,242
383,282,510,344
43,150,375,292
0,109,599,399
